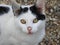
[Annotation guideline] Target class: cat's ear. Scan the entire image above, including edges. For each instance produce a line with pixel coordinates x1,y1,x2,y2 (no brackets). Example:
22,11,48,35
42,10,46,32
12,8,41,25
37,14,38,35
35,0,46,14
9,0,21,16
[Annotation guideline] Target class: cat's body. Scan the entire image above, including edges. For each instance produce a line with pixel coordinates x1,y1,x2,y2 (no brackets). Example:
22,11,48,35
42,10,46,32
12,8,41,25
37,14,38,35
0,0,46,45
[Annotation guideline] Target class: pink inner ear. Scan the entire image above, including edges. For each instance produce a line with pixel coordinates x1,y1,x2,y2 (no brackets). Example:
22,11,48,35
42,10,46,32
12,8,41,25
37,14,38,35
37,7,42,12
39,4,44,8
36,0,45,8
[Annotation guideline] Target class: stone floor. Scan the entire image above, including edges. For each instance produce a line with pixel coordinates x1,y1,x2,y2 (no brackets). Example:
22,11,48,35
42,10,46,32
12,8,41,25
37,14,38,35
0,0,60,45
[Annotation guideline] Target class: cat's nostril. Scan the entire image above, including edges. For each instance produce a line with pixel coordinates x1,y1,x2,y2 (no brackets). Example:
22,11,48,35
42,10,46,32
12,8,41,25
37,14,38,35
27,26,32,31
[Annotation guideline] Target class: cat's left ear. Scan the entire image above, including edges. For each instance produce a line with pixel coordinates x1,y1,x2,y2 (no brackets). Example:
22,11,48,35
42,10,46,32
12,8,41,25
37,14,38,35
9,0,20,16
35,0,46,14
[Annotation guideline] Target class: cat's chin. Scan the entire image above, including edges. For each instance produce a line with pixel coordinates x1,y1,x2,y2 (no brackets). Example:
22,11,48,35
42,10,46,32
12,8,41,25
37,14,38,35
27,32,33,35
22,31,34,35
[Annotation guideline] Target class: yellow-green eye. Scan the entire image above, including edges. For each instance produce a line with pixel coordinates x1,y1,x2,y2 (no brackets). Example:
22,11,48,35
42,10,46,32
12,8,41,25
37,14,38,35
20,19,26,24
33,18,38,23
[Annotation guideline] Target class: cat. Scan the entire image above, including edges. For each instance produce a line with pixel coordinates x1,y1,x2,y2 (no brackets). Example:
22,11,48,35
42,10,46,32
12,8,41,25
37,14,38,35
0,0,46,45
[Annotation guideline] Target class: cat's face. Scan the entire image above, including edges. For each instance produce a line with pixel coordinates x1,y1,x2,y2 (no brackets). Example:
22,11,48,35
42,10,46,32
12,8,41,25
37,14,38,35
14,5,45,34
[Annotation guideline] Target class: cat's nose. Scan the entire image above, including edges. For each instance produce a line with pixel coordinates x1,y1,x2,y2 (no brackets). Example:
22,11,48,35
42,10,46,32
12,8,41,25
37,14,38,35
27,26,32,31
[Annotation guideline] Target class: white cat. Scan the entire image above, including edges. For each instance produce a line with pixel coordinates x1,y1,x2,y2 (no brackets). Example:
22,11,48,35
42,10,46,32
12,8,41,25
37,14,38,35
0,0,46,45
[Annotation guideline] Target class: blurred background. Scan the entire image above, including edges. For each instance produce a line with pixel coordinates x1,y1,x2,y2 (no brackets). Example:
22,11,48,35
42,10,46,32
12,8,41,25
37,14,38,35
0,0,60,45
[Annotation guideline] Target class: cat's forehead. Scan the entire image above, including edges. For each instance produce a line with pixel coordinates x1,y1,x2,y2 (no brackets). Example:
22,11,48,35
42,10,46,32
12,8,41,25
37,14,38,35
19,5,36,19
16,5,45,20
19,10,36,20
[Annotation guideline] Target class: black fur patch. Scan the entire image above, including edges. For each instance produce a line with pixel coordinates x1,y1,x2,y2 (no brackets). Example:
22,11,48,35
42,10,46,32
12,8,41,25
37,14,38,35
0,6,10,15
22,7,28,12
30,5,45,20
17,7,28,15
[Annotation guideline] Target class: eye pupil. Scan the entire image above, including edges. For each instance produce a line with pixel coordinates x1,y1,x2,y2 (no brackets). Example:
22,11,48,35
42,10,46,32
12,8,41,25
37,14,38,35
33,18,38,23
20,19,26,24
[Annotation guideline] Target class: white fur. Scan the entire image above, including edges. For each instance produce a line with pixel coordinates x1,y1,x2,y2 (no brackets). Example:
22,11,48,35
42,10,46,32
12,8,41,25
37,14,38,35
0,5,45,45
0,4,14,26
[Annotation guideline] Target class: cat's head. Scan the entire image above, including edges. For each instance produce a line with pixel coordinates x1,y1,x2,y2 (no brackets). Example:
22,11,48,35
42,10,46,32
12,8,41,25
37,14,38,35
12,0,46,34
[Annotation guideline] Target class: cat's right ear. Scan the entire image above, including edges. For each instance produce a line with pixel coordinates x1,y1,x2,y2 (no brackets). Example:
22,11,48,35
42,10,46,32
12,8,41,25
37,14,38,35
35,0,46,14
9,0,21,16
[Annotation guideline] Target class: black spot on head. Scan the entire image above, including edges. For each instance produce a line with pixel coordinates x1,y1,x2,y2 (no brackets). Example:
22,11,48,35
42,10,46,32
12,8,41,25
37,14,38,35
0,6,10,15
30,5,45,20
17,7,28,15
22,7,28,12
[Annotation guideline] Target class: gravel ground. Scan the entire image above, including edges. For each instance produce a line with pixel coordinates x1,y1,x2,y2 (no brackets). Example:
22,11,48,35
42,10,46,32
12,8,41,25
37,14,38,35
0,0,60,45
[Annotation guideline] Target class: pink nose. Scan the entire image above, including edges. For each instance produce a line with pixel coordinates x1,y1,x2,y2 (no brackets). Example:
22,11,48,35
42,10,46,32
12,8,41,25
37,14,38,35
27,26,32,31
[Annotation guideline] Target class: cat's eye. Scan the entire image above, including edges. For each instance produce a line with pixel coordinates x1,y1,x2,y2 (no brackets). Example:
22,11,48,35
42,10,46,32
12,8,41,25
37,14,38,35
20,19,26,24
33,18,38,23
